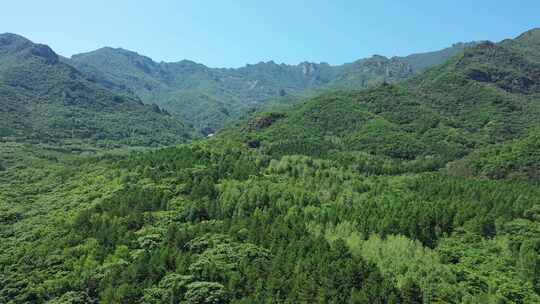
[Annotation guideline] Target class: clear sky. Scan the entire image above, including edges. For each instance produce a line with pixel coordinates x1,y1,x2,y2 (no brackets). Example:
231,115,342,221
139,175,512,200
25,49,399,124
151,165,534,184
2,0,539,67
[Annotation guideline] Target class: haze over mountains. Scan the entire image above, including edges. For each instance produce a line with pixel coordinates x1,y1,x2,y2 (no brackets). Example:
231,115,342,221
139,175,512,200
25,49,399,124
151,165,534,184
0,31,481,141
65,40,478,134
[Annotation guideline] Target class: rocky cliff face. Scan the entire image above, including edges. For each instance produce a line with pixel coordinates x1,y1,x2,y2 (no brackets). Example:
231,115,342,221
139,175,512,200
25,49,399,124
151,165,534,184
456,41,540,94
329,55,414,88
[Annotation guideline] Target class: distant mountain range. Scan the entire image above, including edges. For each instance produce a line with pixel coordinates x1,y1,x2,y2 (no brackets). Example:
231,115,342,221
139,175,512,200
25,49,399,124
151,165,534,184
0,32,491,147
66,41,479,134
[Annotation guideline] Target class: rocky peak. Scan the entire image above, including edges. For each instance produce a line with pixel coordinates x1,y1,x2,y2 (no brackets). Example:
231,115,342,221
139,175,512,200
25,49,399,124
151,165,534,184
0,33,33,50
72,47,157,72
300,62,318,76
370,54,389,61
0,33,58,64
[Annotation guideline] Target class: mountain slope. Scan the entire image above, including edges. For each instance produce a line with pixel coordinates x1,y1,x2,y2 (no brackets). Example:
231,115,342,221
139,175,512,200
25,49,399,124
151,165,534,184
401,41,480,72
450,131,540,181
67,42,478,134
502,27,540,63
221,85,475,166
222,31,540,173
0,33,189,147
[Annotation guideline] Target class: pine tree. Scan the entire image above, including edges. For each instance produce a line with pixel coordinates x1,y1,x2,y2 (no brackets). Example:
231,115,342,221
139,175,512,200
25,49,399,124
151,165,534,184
401,279,423,304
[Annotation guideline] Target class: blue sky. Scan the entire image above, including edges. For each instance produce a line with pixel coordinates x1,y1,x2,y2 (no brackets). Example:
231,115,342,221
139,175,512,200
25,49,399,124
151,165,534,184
2,0,539,67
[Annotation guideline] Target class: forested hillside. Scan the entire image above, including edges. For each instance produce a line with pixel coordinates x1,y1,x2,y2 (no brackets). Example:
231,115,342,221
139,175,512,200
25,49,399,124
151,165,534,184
2,141,539,303
0,33,189,147
223,29,540,179
67,42,476,133
1,29,540,304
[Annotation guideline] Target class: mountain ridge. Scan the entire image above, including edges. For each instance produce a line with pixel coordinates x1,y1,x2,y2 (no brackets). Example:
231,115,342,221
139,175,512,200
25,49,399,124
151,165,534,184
69,41,480,70
66,39,480,133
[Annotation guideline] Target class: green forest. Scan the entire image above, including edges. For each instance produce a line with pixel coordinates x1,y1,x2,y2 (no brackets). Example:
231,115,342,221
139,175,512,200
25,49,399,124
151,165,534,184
1,24,540,304
2,138,540,303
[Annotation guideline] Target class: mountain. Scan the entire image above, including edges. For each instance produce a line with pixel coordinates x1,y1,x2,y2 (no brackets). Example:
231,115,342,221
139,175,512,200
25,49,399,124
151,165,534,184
222,30,540,176
0,33,189,147
67,42,478,134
